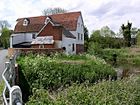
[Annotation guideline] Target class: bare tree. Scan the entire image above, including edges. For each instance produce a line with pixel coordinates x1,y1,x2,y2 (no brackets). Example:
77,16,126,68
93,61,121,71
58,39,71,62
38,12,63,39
42,8,67,16
0,20,11,30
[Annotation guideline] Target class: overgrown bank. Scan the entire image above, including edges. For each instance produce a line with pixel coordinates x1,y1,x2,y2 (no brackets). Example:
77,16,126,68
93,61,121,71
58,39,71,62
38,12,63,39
27,76,140,105
17,54,116,103
17,53,140,104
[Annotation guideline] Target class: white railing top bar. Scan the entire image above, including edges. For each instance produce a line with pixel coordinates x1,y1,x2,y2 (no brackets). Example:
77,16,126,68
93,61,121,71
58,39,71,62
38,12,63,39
2,52,22,105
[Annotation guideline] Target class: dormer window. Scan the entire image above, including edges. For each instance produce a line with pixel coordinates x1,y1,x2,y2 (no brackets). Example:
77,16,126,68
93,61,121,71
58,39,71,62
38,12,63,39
45,17,51,24
23,19,29,26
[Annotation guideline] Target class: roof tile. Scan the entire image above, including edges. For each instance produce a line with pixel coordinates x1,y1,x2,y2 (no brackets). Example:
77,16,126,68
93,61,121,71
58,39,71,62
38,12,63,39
14,11,81,33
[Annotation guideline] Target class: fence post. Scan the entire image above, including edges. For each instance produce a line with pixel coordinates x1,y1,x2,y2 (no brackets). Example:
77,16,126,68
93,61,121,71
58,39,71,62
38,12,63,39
2,53,23,105
10,86,22,105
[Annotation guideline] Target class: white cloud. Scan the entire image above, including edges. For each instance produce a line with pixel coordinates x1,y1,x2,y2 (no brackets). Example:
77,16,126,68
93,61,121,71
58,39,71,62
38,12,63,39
0,0,140,34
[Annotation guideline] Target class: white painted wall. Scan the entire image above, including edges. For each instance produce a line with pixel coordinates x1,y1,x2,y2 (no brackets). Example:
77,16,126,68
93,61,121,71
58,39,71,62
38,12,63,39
62,35,76,54
10,33,37,47
70,15,84,45
11,34,25,45
54,40,62,48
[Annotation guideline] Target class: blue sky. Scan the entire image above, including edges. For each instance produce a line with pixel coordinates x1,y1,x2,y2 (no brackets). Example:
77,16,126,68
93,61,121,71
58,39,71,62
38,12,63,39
0,0,140,34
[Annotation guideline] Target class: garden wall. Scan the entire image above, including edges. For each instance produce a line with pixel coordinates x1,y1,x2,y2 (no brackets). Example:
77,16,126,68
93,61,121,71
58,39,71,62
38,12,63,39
8,48,63,57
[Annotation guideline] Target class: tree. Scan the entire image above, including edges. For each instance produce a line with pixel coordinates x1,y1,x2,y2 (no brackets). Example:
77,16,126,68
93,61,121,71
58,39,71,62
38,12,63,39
42,8,67,16
100,26,115,37
0,20,11,30
88,26,123,54
0,28,12,48
88,30,102,54
84,26,89,51
121,21,132,47
136,30,140,46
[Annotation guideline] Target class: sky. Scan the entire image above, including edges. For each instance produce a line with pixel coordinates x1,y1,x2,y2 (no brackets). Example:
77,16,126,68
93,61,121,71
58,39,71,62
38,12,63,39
0,0,140,34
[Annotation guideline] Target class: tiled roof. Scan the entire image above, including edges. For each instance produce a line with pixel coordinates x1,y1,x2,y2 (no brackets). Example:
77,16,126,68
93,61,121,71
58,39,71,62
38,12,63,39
14,11,81,33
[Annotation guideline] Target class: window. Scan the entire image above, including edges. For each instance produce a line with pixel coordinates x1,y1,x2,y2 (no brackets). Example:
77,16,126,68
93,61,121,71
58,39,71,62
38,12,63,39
23,19,29,26
81,34,83,40
45,17,51,24
81,24,83,28
32,34,36,39
39,44,44,48
72,43,75,51
78,33,80,40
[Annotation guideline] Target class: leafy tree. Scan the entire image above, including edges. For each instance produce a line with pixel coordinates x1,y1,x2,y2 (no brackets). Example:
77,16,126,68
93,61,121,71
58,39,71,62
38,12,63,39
131,27,138,37
42,8,67,16
84,26,89,51
121,21,132,47
0,28,12,48
136,30,140,46
88,30,102,54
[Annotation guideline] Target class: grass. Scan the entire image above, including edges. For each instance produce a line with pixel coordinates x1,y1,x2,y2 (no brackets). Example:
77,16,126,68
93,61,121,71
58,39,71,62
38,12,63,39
0,81,4,104
0,81,4,95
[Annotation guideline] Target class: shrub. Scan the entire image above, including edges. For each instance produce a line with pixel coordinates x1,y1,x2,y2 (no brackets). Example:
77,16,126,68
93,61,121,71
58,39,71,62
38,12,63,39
18,54,116,91
27,76,140,105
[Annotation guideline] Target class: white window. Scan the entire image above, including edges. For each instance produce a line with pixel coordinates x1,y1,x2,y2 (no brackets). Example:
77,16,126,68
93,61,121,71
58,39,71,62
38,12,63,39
45,17,51,24
81,34,83,40
23,19,29,26
78,33,80,40
39,44,44,48
81,24,83,28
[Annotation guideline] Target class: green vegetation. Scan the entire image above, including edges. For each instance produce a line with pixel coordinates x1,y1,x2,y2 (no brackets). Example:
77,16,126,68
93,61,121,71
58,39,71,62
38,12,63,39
17,22,140,104
94,48,140,68
18,54,116,91
0,81,4,104
26,76,140,105
0,81,4,95
0,28,12,48
121,22,132,47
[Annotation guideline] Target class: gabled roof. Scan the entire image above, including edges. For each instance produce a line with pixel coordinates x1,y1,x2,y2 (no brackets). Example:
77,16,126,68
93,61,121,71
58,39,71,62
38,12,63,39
14,11,81,33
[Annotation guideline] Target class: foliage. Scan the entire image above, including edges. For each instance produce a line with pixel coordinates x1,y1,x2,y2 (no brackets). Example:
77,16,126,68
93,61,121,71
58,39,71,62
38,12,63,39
17,54,116,91
42,8,67,16
88,28,124,55
0,28,12,48
121,22,132,47
84,26,89,52
0,81,4,104
0,81,4,95
95,48,140,68
136,31,140,46
27,76,140,105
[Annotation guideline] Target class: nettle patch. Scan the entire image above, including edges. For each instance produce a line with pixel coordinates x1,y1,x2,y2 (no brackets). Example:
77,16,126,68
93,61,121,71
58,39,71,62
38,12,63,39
18,54,116,90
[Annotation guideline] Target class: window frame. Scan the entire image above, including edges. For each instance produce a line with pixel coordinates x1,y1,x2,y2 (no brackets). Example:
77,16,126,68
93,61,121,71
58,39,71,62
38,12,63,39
32,34,36,39
78,33,80,40
39,44,44,48
72,43,75,51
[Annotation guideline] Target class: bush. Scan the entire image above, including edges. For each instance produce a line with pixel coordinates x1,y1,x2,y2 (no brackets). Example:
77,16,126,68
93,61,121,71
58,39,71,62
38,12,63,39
18,54,116,91
27,76,140,105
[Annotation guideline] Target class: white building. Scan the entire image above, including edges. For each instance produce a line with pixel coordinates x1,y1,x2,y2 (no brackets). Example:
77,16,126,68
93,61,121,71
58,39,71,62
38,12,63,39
11,11,84,54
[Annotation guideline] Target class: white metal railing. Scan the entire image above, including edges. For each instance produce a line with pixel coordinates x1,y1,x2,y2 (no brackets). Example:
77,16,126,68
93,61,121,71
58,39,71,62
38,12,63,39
2,53,22,105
